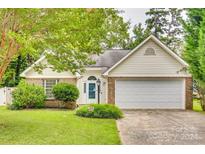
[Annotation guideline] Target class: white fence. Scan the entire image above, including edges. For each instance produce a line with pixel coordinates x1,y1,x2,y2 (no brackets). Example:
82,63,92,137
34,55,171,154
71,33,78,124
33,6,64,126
0,87,15,106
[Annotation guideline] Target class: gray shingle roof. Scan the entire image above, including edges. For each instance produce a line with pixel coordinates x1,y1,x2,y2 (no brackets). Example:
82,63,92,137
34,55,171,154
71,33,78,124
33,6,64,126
89,49,131,72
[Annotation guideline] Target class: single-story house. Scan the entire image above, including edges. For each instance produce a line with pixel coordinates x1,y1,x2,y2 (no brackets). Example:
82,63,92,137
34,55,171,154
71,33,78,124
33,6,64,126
20,35,193,109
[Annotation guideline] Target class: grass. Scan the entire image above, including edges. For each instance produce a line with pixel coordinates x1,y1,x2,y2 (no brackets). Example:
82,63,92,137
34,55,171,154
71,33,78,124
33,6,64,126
193,98,203,112
0,106,121,145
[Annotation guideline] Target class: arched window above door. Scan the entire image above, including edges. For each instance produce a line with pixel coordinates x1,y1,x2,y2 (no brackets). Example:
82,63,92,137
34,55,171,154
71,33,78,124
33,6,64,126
88,76,97,80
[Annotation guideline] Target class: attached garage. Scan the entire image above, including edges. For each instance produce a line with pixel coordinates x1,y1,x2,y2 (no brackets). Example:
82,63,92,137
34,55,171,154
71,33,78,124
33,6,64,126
104,35,193,109
115,78,185,109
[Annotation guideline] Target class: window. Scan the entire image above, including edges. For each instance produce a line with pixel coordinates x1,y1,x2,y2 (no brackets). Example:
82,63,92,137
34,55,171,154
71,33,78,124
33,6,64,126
43,79,58,99
88,76,97,80
144,48,156,56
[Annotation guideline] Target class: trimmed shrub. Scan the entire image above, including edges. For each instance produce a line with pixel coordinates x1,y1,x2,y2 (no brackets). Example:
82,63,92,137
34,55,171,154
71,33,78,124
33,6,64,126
10,80,46,110
76,104,123,119
52,83,79,102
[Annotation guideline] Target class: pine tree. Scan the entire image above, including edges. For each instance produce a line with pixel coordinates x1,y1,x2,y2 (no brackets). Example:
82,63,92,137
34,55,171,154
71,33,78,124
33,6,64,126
145,8,168,38
145,8,183,53
165,9,184,54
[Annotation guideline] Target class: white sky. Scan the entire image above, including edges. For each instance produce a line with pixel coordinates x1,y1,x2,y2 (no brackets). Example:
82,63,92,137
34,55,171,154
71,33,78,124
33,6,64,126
119,8,149,36
119,8,187,37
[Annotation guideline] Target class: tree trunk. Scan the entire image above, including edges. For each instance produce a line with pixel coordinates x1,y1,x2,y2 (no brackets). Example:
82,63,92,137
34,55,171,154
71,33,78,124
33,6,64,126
0,31,6,48
0,11,20,82
0,57,13,80
0,40,20,82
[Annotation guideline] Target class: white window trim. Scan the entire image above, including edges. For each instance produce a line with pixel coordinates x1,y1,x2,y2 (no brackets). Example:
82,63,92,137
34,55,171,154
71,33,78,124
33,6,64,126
43,79,59,100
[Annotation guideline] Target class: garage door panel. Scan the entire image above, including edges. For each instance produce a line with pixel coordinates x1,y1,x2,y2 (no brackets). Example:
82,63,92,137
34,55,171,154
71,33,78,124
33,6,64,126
115,79,184,109
117,96,182,101
117,102,183,109
117,91,182,95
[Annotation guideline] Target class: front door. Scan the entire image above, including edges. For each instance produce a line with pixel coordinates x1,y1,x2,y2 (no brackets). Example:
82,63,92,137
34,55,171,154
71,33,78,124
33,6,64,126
87,81,97,104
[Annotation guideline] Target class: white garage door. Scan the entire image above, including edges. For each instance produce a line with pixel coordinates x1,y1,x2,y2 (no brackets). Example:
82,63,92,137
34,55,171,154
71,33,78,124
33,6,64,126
115,79,185,109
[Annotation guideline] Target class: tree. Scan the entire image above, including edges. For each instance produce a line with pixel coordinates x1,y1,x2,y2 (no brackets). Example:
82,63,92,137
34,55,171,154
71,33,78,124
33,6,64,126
145,8,183,53
0,53,36,87
145,8,169,38
0,8,129,81
164,9,184,53
126,23,150,49
182,9,205,110
0,9,40,81
126,9,183,51
197,16,205,110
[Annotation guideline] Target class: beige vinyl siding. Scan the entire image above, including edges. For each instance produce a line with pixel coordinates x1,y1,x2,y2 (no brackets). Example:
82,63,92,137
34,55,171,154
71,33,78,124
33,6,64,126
25,59,76,78
26,78,76,86
26,78,43,86
109,40,187,76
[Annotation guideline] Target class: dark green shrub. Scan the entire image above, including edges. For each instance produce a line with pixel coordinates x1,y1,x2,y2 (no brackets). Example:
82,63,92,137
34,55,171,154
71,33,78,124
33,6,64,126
52,83,79,102
76,104,123,119
7,103,19,110
11,80,46,110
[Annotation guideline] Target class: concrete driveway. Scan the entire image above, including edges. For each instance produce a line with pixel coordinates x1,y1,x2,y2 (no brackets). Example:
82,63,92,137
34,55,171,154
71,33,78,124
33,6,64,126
117,110,205,144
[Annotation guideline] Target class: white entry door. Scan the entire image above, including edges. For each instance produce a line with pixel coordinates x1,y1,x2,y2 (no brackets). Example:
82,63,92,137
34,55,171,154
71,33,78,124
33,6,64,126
115,79,185,109
87,81,97,104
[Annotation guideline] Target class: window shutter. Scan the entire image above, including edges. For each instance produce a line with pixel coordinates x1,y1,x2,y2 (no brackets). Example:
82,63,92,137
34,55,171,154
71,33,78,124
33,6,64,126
84,83,86,93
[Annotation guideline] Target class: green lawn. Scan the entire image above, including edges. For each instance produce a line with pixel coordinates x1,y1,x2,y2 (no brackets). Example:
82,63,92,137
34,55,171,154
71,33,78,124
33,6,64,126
0,106,121,145
193,98,203,112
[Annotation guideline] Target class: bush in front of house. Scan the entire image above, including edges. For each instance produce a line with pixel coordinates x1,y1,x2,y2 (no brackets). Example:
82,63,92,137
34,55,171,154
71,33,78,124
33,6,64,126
10,80,46,110
52,83,79,108
76,104,123,119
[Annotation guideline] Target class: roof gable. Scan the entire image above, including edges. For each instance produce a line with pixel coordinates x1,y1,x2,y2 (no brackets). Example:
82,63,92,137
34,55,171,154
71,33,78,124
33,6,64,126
103,35,188,76
20,56,46,77
20,56,76,78
20,50,131,77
